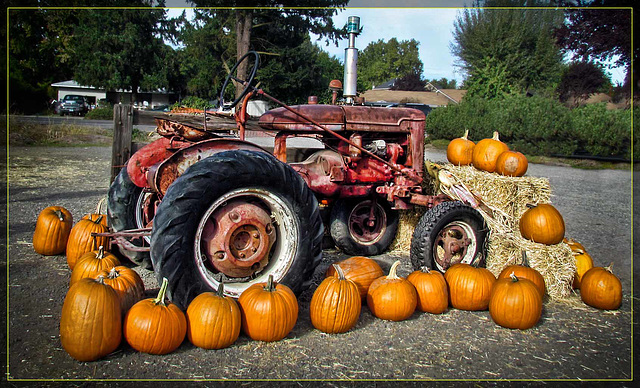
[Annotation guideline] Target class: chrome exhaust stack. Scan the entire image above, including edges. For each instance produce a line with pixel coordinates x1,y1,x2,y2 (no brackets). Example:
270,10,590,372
343,16,360,104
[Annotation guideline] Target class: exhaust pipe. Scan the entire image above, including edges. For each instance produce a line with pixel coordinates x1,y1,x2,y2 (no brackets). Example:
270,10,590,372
343,16,360,104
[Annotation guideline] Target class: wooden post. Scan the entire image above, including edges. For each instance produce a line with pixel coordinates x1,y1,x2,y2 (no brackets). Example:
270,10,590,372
111,104,134,182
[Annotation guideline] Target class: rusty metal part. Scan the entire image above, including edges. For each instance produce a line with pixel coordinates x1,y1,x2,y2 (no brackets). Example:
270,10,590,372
289,150,346,197
92,229,151,253
155,117,221,141
126,137,191,188
201,199,276,278
152,138,269,196
434,224,473,269
347,199,387,244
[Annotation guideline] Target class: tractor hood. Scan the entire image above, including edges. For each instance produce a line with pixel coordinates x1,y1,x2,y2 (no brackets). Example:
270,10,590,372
258,104,425,133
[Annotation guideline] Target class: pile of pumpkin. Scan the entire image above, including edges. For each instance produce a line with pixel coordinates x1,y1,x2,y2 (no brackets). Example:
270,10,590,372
33,199,623,364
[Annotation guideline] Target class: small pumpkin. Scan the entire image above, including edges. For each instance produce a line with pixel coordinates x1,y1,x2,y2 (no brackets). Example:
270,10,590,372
519,203,565,245
489,272,542,330
238,275,298,342
563,237,586,252
572,248,594,289
123,278,187,355
326,256,384,300
366,260,417,321
97,266,145,313
497,251,545,297
81,198,109,227
495,150,528,177
310,264,361,334
69,246,120,287
407,266,448,314
66,215,110,269
186,283,241,350
580,264,622,310
471,131,509,172
33,206,73,256
446,129,475,166
60,276,122,362
444,263,496,311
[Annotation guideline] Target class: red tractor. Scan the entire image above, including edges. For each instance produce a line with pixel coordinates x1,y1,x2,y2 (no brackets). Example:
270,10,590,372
106,18,487,308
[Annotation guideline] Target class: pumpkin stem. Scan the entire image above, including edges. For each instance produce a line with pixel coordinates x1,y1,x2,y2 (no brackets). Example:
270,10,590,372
521,250,531,267
420,266,431,273
264,274,276,292
94,214,104,225
605,262,614,273
509,271,519,282
572,248,585,256
332,264,347,280
54,209,65,221
216,282,225,297
492,131,500,141
386,260,402,280
461,129,469,140
154,278,169,306
96,245,105,259
525,203,537,209
95,275,106,285
107,266,119,279
96,197,106,214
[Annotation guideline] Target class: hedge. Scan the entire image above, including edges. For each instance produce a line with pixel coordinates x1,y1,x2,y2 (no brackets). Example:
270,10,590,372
425,95,633,160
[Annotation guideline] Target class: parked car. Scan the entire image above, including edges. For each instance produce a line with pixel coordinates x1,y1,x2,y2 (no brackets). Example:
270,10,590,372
59,95,89,116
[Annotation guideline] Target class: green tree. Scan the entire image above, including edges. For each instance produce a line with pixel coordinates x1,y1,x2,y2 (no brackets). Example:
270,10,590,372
427,78,458,90
556,61,611,105
72,1,171,104
357,38,424,91
451,0,565,99
391,72,426,91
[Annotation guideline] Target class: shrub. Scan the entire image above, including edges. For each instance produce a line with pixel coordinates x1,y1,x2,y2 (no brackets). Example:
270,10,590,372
85,106,114,120
172,96,210,110
570,104,631,159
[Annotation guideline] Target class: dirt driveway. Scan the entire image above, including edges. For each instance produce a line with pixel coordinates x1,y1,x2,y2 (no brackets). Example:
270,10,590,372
2,145,636,383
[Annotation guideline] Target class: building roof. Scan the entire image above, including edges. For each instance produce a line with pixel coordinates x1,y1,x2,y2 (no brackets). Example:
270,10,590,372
362,89,466,106
51,80,174,94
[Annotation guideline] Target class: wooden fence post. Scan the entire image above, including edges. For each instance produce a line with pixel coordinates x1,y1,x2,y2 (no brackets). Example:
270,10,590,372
111,104,134,182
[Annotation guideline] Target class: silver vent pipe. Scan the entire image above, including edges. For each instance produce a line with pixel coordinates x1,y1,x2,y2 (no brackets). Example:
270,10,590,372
343,16,360,104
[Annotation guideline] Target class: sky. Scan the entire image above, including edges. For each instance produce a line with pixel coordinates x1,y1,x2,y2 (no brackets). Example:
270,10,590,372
165,1,627,87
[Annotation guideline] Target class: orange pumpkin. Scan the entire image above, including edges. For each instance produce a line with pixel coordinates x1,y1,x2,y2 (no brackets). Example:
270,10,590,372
60,276,122,362
497,251,545,298
238,275,298,342
580,265,622,310
407,266,448,314
69,246,120,286
66,215,110,269
495,150,528,177
447,129,475,166
81,198,109,227
366,260,417,321
445,263,496,311
326,256,384,300
310,264,361,334
97,266,145,313
564,237,586,252
33,206,73,256
572,248,594,289
489,272,542,329
471,131,509,172
519,203,565,245
124,278,187,355
186,284,241,350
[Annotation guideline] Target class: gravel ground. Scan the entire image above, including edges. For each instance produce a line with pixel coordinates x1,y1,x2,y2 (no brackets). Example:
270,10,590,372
2,145,636,384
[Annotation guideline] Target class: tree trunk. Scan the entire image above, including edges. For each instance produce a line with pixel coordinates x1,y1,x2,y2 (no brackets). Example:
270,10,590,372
235,9,252,101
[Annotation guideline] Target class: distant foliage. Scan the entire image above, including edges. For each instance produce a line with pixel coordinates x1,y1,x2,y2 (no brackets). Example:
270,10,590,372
85,107,113,120
427,78,457,90
172,96,210,110
557,61,611,105
425,95,632,159
390,72,426,91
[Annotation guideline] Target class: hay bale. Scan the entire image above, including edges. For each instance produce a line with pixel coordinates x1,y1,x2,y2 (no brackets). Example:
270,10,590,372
391,163,576,300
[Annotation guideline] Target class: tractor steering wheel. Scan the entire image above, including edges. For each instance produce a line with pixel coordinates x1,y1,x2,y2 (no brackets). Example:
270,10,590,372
219,51,260,110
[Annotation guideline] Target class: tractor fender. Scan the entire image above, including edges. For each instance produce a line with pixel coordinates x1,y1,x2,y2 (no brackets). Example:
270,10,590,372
150,138,270,197
127,137,192,188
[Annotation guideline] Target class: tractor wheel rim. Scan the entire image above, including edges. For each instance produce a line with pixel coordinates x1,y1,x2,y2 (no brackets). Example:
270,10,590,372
194,188,298,298
135,191,156,244
348,200,387,245
433,221,477,272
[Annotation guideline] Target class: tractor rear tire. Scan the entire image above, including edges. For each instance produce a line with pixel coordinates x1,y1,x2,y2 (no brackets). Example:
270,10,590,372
107,167,153,270
150,150,323,309
410,201,488,273
329,198,398,256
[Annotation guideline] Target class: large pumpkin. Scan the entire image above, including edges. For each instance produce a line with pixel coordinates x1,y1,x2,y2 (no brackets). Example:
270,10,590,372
407,266,448,314
310,264,361,334
186,284,241,350
497,251,545,298
97,266,145,314
489,272,542,330
471,131,509,172
446,129,475,166
519,203,565,245
366,260,417,321
445,263,496,311
326,256,384,300
66,215,110,269
59,276,122,362
69,246,120,287
238,275,298,342
572,248,594,289
33,206,73,256
495,150,528,177
123,278,187,355
580,265,622,310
